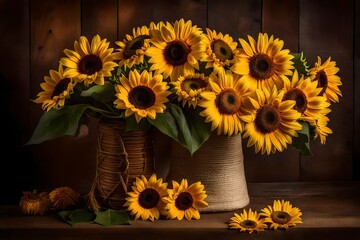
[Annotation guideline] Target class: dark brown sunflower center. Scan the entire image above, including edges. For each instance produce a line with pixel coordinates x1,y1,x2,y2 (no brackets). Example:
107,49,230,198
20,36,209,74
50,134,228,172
215,89,241,115
129,86,156,109
138,188,160,209
123,35,150,59
315,70,328,95
175,192,193,210
211,39,233,62
164,40,190,66
240,220,258,228
255,105,281,133
51,78,71,98
271,211,291,224
283,88,308,113
181,78,207,92
78,54,102,75
249,53,275,80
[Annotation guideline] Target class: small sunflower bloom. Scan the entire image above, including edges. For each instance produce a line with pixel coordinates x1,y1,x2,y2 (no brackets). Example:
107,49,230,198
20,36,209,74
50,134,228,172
242,87,302,154
147,18,206,81
164,179,208,220
19,191,51,215
309,56,342,103
231,32,294,91
172,73,210,108
114,69,171,123
228,208,267,234
60,34,120,86
124,173,168,221
261,199,303,230
303,107,333,144
49,187,80,210
115,24,155,69
33,64,75,112
199,70,252,136
281,70,330,120
202,28,241,74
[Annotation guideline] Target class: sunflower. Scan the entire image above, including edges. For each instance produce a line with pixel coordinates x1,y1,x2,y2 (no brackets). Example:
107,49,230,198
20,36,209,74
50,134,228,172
49,187,80,210
308,56,342,103
201,28,241,74
228,208,267,234
242,87,302,154
231,33,294,91
124,174,168,221
114,69,171,123
60,34,120,86
163,179,208,220
171,73,210,108
19,191,51,215
303,107,333,144
198,70,251,136
146,18,206,82
261,199,303,230
313,112,333,144
115,24,155,69
33,64,75,111
282,70,330,120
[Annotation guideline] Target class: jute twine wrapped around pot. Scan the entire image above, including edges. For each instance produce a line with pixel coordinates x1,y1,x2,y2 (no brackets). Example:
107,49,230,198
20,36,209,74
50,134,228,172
166,133,249,213
88,118,154,211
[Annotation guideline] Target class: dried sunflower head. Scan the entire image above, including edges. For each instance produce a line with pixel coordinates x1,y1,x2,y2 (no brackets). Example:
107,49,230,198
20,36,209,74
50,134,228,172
19,191,51,215
49,187,80,210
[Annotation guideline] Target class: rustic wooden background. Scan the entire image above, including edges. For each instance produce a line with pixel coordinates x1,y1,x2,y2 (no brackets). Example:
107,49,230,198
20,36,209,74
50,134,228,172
0,0,358,204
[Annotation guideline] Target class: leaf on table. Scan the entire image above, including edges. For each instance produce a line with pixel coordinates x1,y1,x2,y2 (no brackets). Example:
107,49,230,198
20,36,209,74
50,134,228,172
94,209,131,226
58,208,96,226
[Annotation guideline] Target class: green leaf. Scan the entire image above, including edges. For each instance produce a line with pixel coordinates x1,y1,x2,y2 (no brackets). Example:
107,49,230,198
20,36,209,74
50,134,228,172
94,209,130,226
182,107,212,154
58,209,96,226
149,104,211,155
292,121,312,156
291,52,310,77
148,108,179,141
81,82,116,103
26,104,91,145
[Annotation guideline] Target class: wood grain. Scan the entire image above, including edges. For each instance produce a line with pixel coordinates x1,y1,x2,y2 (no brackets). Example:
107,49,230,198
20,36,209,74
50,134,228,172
299,0,354,181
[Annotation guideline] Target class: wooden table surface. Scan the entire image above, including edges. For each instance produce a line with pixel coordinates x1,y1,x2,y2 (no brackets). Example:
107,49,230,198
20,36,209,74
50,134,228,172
1,182,359,240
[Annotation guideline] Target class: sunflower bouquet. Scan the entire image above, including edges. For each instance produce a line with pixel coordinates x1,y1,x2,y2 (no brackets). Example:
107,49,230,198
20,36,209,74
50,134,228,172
27,18,342,156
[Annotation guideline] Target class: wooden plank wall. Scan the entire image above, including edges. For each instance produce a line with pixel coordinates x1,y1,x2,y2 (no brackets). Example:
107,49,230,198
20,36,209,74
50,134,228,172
0,0,356,204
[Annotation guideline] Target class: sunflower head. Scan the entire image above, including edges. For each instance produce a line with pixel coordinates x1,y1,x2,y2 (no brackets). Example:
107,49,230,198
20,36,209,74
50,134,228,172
242,87,302,154
60,34,120,86
116,25,152,69
49,187,80,210
201,28,241,74
231,33,294,91
19,191,51,215
199,71,251,136
172,73,209,108
114,69,171,123
163,179,208,220
33,64,75,112
282,70,330,120
124,173,168,221
309,56,342,103
261,199,303,230
228,208,267,234
147,18,206,81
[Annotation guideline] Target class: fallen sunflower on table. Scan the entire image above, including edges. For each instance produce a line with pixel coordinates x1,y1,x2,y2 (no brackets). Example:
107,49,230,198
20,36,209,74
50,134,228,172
228,208,267,234
261,199,303,230
123,173,168,221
